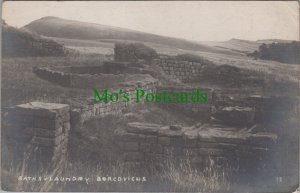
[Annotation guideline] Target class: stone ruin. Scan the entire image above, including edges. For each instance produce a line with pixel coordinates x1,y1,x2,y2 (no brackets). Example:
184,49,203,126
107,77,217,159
3,47,299,192
4,102,70,173
33,61,157,89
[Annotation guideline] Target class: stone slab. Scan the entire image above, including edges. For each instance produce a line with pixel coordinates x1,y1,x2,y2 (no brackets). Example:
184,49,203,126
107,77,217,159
126,122,161,135
114,128,145,142
158,126,184,137
198,124,277,147
213,106,255,126
14,102,69,118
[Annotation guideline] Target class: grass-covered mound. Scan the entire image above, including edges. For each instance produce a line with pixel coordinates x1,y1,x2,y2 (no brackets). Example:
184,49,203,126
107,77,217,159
2,20,65,57
114,43,158,62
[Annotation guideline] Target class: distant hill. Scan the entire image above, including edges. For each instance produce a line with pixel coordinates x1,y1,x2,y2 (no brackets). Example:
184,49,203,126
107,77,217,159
200,39,262,54
2,19,65,57
22,16,236,55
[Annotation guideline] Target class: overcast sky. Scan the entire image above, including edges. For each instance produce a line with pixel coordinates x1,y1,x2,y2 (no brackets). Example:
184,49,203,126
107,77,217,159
2,1,299,41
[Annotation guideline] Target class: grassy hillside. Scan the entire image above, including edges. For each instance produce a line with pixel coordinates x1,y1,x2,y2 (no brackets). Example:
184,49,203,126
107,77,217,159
201,39,261,54
201,39,296,54
22,16,237,55
2,20,65,57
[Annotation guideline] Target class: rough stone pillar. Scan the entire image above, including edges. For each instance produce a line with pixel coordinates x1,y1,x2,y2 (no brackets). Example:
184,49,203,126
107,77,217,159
6,102,70,172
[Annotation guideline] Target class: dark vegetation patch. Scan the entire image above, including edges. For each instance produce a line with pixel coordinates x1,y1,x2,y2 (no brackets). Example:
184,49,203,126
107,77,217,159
197,63,299,92
248,42,300,64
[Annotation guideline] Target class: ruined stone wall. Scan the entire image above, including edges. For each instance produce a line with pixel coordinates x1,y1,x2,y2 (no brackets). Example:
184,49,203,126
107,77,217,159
70,81,158,128
33,67,156,89
33,67,72,87
152,58,203,82
114,122,277,177
4,102,70,171
32,66,296,127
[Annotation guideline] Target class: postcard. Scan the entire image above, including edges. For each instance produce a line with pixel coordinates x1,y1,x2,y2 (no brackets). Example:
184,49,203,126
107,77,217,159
1,1,299,192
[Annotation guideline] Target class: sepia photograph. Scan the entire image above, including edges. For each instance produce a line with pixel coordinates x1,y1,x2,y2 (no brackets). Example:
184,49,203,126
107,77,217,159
1,1,299,192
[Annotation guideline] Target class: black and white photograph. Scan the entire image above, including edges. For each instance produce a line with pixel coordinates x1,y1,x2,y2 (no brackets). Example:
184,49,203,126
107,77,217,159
1,1,299,192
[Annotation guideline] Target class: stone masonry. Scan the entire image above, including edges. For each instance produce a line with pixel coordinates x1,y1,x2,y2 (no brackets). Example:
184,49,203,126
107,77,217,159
70,80,158,129
5,102,70,170
115,122,278,176
153,58,203,83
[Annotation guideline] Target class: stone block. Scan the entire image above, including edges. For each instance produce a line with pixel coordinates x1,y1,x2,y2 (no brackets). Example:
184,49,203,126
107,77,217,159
5,125,32,142
145,135,157,144
123,152,144,161
183,139,198,148
114,128,145,142
158,126,184,137
9,114,63,130
24,127,63,138
213,106,255,126
198,125,249,144
150,144,163,154
158,137,170,146
140,143,151,153
183,127,202,140
170,137,185,146
14,102,69,119
126,122,161,135
122,142,139,151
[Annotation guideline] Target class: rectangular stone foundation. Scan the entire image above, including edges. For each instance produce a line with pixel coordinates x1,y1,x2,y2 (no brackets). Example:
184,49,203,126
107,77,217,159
5,102,70,171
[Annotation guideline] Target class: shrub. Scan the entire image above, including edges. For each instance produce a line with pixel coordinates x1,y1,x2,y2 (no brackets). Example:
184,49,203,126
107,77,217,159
248,41,300,64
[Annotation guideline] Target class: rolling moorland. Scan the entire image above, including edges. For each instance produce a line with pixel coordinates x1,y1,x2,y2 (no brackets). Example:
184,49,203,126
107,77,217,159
3,16,299,107
1,17,299,192
22,17,300,80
